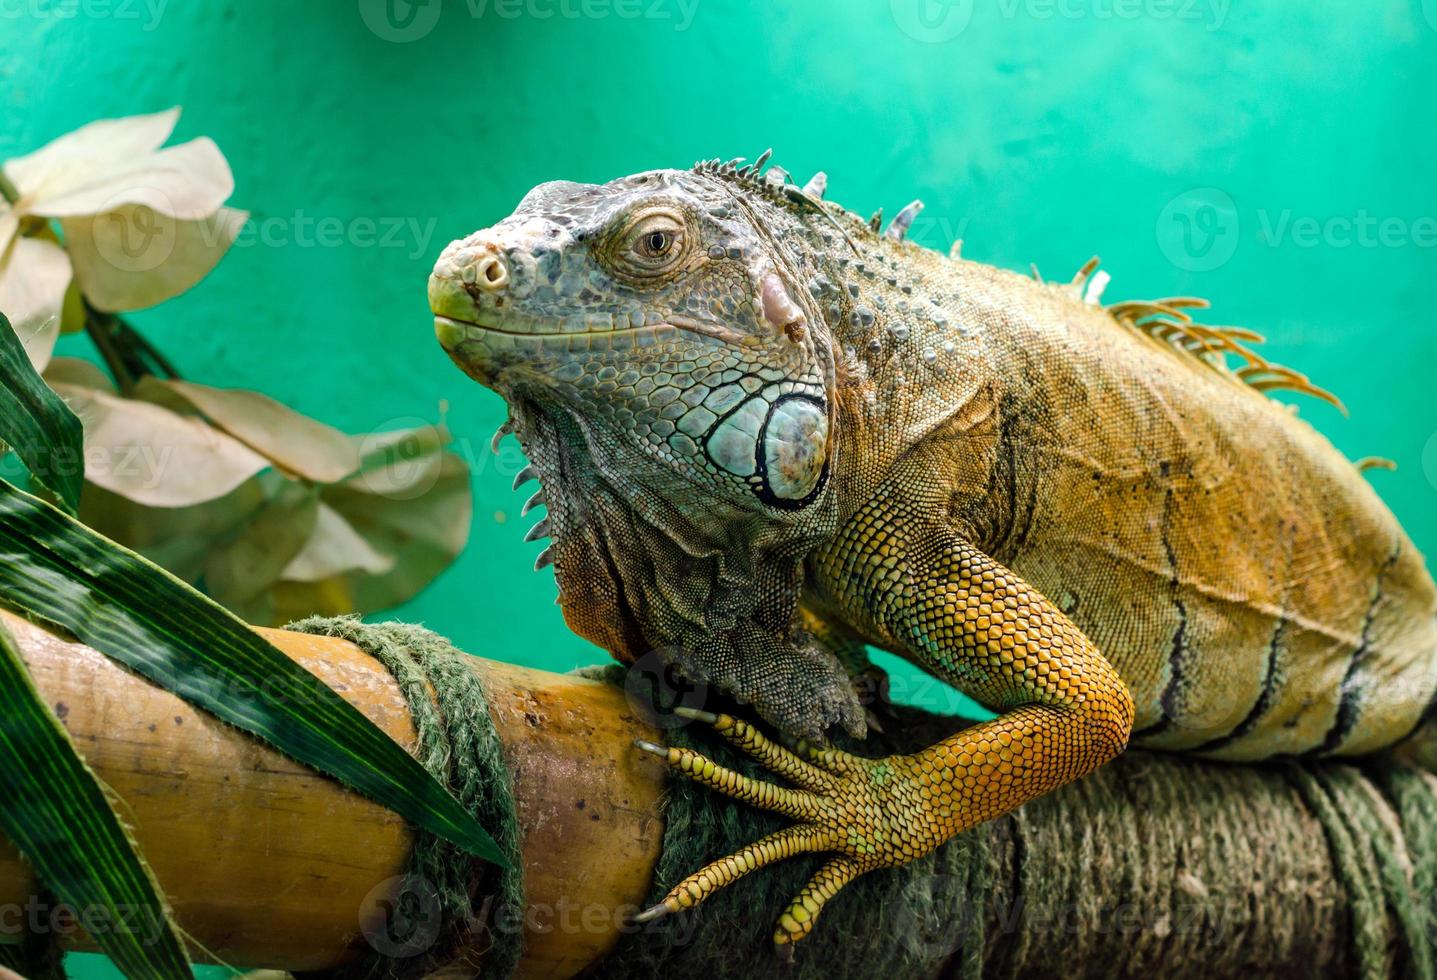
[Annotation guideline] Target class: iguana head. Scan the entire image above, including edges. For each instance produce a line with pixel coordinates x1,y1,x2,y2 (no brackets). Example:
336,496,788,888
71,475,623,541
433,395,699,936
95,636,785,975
430,163,837,514
430,157,867,740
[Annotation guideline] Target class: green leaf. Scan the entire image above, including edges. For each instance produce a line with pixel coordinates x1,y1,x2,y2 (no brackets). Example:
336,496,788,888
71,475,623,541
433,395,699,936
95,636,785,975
0,311,83,511
0,477,507,867
0,618,190,978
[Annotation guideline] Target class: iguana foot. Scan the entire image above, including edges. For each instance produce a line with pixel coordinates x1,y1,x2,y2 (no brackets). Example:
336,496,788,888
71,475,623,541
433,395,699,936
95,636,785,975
633,708,933,951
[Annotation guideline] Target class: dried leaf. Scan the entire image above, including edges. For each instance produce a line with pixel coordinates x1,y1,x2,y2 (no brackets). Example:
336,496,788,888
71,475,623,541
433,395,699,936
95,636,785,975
62,206,247,313
264,439,471,618
282,501,396,582
139,377,361,483
314,449,472,612
203,482,319,624
349,425,452,500
80,478,267,584
51,382,269,507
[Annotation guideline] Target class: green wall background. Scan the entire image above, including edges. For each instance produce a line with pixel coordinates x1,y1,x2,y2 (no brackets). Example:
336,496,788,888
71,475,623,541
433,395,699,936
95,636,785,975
3,1,1436,975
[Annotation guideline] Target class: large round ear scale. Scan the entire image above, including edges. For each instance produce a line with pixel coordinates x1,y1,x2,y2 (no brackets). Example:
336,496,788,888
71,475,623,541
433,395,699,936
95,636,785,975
753,394,830,511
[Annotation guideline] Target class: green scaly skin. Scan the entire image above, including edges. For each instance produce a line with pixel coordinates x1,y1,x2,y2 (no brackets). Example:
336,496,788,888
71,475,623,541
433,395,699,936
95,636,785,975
428,155,1437,953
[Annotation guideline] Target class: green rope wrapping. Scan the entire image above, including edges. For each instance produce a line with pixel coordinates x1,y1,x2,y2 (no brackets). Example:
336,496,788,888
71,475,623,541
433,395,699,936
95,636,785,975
286,616,524,980
576,662,1437,979
248,625,1437,978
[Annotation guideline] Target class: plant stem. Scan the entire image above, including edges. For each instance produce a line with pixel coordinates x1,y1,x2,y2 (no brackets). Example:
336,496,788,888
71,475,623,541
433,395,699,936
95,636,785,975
82,304,180,395
82,306,141,394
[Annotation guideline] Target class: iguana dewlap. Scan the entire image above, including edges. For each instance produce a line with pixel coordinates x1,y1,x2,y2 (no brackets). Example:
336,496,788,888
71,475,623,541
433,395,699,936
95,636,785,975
429,155,1437,951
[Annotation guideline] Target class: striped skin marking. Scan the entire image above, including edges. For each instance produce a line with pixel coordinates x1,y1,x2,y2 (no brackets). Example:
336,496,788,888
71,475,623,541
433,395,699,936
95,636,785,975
1306,542,1403,757
1190,616,1289,755
1131,489,1191,740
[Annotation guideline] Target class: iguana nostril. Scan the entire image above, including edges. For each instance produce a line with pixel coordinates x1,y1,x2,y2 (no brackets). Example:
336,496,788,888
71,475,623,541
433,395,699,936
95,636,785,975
473,254,510,293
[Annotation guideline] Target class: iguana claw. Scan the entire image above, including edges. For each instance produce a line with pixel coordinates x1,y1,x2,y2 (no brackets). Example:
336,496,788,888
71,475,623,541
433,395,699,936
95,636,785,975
633,711,924,951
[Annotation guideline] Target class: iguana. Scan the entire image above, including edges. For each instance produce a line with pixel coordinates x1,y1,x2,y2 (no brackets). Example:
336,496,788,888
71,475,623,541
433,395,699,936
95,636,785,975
428,154,1437,954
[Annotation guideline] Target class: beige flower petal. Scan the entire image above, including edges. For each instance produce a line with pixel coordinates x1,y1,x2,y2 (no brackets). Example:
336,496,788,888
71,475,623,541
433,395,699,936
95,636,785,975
0,234,72,371
29,137,234,220
43,356,117,394
51,382,271,507
3,107,180,210
62,206,247,312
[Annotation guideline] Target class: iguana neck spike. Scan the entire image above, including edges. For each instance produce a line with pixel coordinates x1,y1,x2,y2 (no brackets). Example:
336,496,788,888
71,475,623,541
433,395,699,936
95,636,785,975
696,152,858,256
886,200,923,241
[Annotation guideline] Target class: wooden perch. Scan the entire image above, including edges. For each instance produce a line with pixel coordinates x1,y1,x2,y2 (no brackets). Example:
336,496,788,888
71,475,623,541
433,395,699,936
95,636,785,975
0,610,669,977
0,609,1432,978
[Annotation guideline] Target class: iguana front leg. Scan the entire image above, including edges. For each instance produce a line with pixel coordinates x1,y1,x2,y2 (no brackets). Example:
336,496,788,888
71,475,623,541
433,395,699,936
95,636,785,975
634,515,1135,952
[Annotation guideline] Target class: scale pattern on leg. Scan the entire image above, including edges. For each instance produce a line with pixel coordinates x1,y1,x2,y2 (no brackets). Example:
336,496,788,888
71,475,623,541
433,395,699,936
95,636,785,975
774,856,866,949
636,507,1135,950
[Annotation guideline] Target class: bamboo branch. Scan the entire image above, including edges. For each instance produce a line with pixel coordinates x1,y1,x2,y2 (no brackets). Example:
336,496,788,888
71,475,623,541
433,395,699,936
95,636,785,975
0,611,668,976
0,610,1430,978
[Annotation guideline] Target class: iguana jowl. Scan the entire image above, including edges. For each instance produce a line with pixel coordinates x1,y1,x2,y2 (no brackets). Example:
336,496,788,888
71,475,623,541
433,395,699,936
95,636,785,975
428,155,1437,951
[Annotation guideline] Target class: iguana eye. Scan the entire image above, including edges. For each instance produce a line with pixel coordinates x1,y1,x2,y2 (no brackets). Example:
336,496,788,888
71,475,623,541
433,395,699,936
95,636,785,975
640,229,673,257
622,212,687,273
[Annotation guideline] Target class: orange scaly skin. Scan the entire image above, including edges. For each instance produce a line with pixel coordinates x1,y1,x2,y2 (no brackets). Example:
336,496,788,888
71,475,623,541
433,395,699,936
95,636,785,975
641,528,1132,948
429,155,1436,953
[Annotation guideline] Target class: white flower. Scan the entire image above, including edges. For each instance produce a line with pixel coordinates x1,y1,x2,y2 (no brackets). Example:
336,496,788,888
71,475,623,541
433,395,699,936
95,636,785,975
0,107,248,370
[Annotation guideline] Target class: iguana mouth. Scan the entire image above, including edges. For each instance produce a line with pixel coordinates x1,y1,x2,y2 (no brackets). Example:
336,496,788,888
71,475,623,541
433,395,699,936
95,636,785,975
435,313,683,350
435,312,742,350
